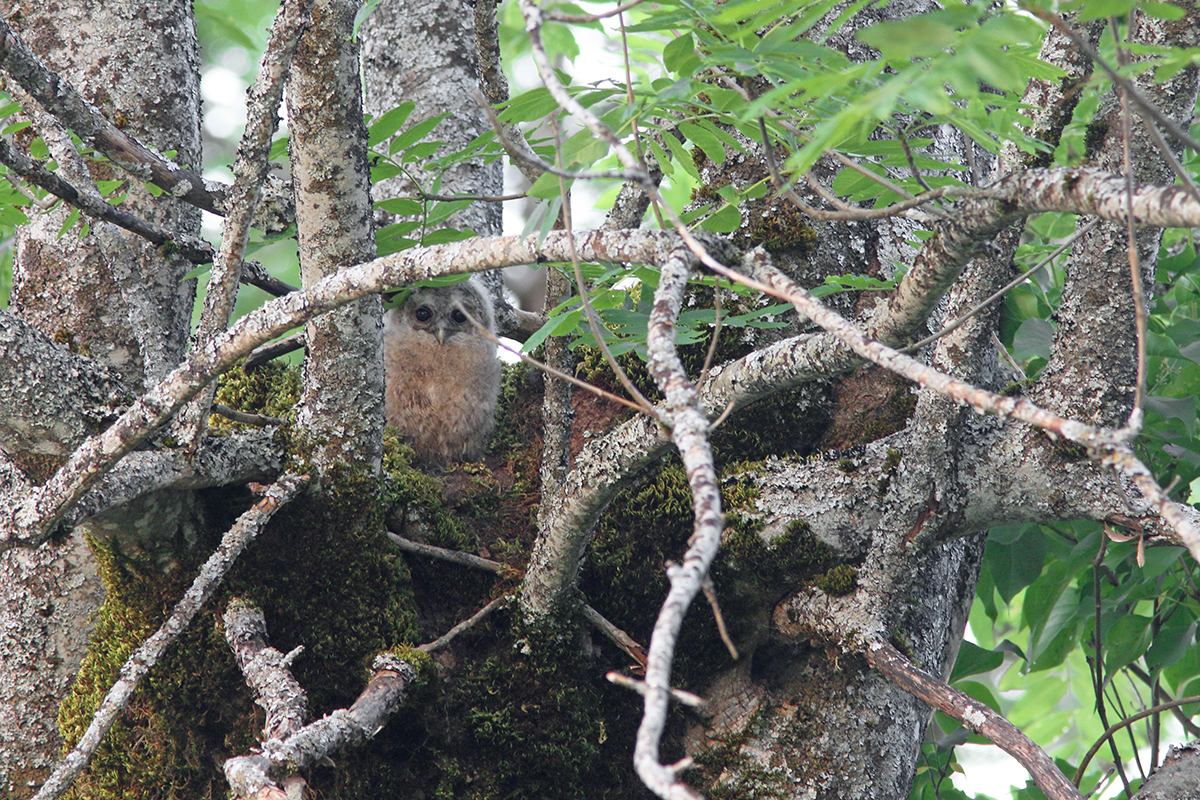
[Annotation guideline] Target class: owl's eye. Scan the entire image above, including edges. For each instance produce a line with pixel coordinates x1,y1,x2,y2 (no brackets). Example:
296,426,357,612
451,309,468,325
414,307,433,323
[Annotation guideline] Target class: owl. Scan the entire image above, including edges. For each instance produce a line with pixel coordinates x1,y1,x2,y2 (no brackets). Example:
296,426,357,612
383,278,502,468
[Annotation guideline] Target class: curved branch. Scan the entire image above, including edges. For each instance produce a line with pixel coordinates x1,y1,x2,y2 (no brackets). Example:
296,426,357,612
633,242,725,800
7,167,1197,546
224,651,417,799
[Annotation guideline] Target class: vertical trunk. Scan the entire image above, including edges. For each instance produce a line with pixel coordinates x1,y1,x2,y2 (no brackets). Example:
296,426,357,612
0,0,201,785
287,0,383,474
359,0,502,238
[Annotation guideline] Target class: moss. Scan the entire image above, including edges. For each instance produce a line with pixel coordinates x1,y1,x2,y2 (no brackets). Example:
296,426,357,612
836,458,856,473
208,360,301,434
814,564,858,595
741,200,818,254
58,467,419,800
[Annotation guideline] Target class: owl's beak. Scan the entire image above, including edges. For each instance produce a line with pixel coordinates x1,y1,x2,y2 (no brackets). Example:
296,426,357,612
435,327,447,345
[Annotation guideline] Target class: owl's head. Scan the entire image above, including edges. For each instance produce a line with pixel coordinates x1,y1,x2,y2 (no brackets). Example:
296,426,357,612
397,280,495,345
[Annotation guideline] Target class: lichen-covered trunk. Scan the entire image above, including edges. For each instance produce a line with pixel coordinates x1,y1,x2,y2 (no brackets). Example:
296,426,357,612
287,0,383,473
0,0,202,786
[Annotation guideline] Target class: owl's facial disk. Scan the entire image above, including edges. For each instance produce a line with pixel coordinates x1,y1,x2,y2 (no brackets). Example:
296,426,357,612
413,305,471,345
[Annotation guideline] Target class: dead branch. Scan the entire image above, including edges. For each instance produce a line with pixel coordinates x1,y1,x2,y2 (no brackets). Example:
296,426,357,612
223,598,309,741
224,651,418,799
865,638,1083,800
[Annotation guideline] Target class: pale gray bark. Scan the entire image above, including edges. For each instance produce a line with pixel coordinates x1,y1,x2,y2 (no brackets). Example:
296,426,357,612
2,0,201,393
286,0,383,474
1,0,1199,793
360,0,503,239
0,0,202,784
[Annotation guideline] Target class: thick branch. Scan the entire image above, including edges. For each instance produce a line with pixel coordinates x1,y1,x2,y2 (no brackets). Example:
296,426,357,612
6,164,1196,545
223,599,308,741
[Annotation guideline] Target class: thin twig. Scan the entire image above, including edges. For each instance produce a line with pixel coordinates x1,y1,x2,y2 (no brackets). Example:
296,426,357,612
1090,534,1132,795
700,573,739,660
865,638,1084,800
416,190,527,202
1075,694,1200,786
583,604,648,668
759,119,983,222
550,114,658,418
547,0,650,23
387,532,503,573
476,90,641,183
244,332,305,371
418,595,509,652
1117,47,1147,438
31,474,309,800
211,404,287,428
606,672,706,708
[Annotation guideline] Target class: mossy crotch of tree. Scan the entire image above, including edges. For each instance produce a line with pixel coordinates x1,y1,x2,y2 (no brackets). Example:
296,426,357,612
207,359,301,434
57,459,419,800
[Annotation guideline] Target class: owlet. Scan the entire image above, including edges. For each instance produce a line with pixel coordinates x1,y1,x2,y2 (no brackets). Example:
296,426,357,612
383,278,502,468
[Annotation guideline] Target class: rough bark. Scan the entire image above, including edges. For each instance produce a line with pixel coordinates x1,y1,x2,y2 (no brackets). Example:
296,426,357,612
286,0,383,474
0,0,201,783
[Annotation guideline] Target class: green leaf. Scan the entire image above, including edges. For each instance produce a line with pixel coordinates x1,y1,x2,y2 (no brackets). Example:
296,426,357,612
376,198,425,216
58,208,81,238
422,227,476,245
950,641,1006,681
528,170,570,200
269,135,289,161
985,524,1048,604
502,88,562,122
399,141,443,163
368,101,416,148
1145,619,1196,670
700,203,741,232
194,3,257,49
1103,614,1154,673
678,121,726,164
663,32,700,75
183,263,212,281
389,114,447,155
